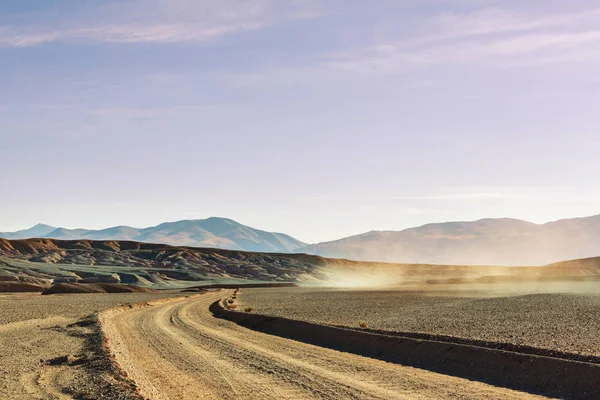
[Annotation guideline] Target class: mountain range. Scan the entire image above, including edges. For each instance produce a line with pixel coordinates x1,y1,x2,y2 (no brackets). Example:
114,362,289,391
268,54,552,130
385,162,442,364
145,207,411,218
0,218,305,253
299,215,600,266
2,214,600,265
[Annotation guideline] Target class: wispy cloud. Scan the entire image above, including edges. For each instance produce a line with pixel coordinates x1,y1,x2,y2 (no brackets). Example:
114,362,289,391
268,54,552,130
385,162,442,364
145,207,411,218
0,0,323,47
421,7,600,43
324,5,600,73
0,24,261,47
0,28,58,47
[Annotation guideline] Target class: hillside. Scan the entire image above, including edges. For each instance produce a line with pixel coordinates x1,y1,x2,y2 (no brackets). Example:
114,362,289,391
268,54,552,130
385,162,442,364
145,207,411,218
0,224,57,240
2,238,600,289
0,218,306,253
0,238,330,287
299,215,600,266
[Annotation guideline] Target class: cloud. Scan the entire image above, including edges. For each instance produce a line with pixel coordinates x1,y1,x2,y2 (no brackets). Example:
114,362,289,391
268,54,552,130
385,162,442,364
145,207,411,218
0,28,58,47
486,30,600,56
4,0,600,80
421,7,600,42
324,5,600,73
0,25,259,47
0,0,322,47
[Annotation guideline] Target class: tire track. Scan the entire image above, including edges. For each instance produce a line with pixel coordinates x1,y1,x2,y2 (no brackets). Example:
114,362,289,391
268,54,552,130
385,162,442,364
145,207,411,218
100,291,546,400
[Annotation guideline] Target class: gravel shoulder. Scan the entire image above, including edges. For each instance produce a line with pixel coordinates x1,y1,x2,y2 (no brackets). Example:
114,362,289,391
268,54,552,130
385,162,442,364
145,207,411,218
100,290,545,399
239,286,600,357
0,292,185,399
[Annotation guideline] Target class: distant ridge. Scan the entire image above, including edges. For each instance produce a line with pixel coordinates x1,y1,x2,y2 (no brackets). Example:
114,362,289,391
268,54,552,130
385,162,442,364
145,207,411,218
0,223,57,240
0,218,306,253
4,214,600,265
297,215,600,266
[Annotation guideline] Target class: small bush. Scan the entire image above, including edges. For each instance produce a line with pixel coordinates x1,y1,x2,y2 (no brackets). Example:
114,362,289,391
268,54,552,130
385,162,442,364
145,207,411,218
359,320,368,328
244,307,254,313
227,298,235,304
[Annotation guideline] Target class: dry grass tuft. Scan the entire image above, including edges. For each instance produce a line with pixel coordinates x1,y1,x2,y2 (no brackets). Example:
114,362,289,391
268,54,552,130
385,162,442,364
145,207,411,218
244,307,255,313
359,320,368,328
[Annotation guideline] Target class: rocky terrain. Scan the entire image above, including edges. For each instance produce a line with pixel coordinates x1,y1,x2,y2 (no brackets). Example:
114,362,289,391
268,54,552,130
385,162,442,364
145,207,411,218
0,291,186,399
99,291,539,400
240,288,600,358
0,238,332,288
41,282,155,295
2,238,600,290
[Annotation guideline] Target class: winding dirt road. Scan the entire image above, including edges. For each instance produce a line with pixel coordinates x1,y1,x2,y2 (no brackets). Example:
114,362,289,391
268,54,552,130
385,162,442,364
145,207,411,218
100,291,544,400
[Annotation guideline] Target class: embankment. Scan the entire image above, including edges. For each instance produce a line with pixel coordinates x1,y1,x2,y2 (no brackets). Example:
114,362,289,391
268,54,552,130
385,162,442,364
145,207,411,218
211,300,600,400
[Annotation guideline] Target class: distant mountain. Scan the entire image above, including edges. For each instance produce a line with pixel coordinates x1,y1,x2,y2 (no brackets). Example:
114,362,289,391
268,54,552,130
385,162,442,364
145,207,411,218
47,228,90,240
298,215,600,266
5,214,600,265
0,223,57,239
0,218,306,253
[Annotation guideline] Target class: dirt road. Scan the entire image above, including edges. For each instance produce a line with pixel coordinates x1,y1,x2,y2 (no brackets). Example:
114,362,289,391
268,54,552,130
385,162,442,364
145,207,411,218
0,292,182,399
100,291,544,400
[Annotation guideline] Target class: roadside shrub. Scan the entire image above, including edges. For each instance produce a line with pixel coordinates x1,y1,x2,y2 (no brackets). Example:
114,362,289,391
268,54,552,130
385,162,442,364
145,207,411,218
359,320,368,328
244,307,255,313
227,298,235,304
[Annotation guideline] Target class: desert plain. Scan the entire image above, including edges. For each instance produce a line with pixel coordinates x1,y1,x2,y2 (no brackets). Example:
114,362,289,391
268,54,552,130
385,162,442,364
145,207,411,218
1,239,600,399
240,285,600,358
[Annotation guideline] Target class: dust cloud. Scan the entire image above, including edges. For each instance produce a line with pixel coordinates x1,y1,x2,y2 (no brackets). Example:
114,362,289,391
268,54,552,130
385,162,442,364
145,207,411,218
308,261,600,296
313,269,405,289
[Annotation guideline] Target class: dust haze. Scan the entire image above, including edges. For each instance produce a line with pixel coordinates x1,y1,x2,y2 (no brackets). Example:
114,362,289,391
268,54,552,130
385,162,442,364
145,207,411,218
312,259,600,296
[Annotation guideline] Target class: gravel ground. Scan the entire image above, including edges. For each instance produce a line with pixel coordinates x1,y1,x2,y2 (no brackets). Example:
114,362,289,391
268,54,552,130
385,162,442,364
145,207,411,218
241,286,600,357
0,292,187,399
0,292,181,324
100,291,541,400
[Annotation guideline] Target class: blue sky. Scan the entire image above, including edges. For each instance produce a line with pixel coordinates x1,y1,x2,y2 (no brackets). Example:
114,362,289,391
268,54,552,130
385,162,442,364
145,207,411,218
2,0,600,243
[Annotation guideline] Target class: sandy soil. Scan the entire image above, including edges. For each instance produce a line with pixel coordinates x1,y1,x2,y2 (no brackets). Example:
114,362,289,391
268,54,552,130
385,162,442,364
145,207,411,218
100,290,545,400
240,287,600,357
0,292,184,399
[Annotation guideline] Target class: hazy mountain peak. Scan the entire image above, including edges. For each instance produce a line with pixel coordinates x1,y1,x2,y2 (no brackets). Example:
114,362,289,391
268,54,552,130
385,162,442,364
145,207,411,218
0,218,306,253
298,214,600,266
4,214,600,265
32,223,55,229
0,223,57,239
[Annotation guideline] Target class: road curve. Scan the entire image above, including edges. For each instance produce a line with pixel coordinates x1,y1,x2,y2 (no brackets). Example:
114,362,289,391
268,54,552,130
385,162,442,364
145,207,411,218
100,291,545,400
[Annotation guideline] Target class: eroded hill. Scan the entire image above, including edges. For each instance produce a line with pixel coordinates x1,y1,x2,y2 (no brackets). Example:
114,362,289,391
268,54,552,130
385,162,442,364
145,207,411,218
2,238,600,290
0,238,331,287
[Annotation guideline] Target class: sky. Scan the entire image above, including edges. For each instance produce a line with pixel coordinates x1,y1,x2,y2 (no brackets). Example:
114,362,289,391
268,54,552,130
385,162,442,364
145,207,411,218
2,0,600,243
